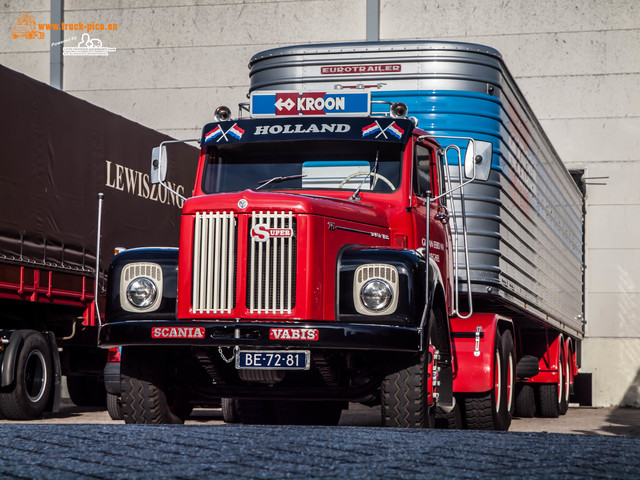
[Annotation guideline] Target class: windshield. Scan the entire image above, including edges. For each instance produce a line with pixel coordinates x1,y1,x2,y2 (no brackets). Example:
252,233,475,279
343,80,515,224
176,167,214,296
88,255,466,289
201,140,403,194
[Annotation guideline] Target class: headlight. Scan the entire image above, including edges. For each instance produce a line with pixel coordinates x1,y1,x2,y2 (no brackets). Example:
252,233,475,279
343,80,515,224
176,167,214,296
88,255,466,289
361,279,393,312
353,264,399,316
126,277,157,309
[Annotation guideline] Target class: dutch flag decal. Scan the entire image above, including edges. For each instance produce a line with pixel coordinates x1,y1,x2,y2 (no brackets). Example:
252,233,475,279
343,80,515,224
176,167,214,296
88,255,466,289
228,124,245,139
205,126,223,142
362,122,381,137
387,122,404,139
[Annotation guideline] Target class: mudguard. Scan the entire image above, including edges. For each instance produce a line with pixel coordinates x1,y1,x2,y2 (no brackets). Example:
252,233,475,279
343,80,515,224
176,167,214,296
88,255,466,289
337,246,427,328
104,247,179,323
0,330,24,387
450,313,512,393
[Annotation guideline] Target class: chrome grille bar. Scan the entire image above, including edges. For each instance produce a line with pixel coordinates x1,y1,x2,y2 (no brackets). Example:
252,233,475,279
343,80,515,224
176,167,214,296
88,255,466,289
248,211,295,314
192,211,236,314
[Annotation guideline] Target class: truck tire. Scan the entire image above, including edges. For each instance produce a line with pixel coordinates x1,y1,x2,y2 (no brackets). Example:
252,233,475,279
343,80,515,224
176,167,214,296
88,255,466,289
106,392,123,420
537,383,560,418
67,375,107,407
0,331,53,420
501,330,516,422
120,348,190,424
435,400,462,429
559,346,570,415
221,398,240,423
462,330,512,431
381,349,434,428
514,383,536,417
382,309,441,429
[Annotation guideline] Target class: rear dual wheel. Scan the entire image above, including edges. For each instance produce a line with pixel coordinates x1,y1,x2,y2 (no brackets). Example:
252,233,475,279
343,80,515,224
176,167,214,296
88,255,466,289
538,343,571,417
462,330,515,431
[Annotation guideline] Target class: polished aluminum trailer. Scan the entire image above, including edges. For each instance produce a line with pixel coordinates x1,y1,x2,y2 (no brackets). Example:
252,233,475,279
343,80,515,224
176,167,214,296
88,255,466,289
248,41,585,340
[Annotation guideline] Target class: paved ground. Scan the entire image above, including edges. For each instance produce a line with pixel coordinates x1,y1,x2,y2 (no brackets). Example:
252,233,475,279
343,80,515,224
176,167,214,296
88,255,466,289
3,399,640,437
1,402,639,479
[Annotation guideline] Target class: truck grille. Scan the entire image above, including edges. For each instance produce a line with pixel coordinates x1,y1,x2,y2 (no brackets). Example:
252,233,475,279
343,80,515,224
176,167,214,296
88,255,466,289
247,211,296,314
192,211,237,314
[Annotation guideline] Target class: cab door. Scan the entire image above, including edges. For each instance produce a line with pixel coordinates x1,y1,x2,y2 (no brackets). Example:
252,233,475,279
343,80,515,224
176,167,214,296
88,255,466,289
411,139,454,313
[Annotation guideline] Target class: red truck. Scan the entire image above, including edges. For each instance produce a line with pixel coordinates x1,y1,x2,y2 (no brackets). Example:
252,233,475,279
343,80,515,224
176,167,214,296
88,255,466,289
99,41,584,429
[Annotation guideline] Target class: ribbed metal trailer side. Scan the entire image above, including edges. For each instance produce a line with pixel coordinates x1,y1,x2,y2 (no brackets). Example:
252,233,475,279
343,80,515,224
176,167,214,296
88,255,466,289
247,41,584,338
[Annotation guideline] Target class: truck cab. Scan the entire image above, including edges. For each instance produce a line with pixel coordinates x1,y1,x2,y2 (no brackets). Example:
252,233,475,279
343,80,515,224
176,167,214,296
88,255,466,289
99,93,472,426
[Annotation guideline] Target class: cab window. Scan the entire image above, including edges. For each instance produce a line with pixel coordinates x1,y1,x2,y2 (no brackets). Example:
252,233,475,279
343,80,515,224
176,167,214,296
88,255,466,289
413,144,431,198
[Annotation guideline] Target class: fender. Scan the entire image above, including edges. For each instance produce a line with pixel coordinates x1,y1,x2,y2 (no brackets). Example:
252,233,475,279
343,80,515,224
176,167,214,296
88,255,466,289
0,330,24,387
44,332,62,413
337,246,429,328
104,247,179,323
530,332,564,384
450,313,513,394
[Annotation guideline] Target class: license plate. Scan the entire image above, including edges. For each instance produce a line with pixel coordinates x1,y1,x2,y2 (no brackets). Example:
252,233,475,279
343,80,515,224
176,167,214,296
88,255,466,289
236,350,310,370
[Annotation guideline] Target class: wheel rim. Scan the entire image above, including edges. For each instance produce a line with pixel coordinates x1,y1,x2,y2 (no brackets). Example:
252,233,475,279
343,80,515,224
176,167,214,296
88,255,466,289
494,350,501,412
557,356,563,405
24,349,47,403
506,352,514,412
564,352,571,403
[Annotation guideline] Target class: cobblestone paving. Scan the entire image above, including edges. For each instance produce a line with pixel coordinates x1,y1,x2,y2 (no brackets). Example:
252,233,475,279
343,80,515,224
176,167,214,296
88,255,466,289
1,424,639,479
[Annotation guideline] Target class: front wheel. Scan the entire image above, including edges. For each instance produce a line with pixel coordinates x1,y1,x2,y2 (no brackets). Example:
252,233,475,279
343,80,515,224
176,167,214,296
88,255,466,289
0,331,53,420
381,349,434,428
120,348,191,424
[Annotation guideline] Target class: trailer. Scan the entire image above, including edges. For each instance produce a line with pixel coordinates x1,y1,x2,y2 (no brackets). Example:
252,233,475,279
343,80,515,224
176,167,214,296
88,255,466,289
99,41,584,429
0,65,196,419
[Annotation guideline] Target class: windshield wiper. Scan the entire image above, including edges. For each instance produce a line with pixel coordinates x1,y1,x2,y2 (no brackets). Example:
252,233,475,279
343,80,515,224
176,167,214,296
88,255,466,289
256,174,306,190
350,149,379,201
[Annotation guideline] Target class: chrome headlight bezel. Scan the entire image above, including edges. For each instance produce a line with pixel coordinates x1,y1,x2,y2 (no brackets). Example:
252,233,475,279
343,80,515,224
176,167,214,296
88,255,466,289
353,264,399,316
119,262,163,312
361,279,393,312
126,277,157,309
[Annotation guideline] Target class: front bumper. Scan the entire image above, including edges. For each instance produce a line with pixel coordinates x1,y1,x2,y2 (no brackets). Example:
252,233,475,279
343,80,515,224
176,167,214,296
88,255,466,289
99,320,422,352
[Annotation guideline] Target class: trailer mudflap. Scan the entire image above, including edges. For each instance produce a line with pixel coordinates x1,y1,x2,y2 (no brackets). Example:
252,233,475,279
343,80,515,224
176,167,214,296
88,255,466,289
99,320,422,352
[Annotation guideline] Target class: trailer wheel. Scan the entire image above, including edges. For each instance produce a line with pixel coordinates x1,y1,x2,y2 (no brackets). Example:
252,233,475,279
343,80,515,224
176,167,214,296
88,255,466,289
559,344,571,415
106,392,123,420
537,383,560,418
120,348,190,424
0,331,53,420
501,330,516,422
514,383,536,417
462,329,512,430
221,398,240,423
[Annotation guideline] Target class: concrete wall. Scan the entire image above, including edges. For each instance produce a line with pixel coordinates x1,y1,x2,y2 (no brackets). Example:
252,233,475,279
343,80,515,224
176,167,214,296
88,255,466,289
2,0,639,407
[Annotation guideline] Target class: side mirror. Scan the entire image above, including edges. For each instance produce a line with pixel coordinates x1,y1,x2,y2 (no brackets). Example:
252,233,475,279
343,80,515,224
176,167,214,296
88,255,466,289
150,145,168,184
464,140,492,181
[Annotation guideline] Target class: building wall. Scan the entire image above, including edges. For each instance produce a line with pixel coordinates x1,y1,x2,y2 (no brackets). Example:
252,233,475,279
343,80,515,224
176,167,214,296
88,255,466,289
2,0,639,407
